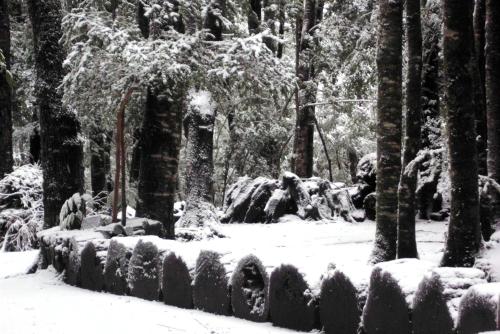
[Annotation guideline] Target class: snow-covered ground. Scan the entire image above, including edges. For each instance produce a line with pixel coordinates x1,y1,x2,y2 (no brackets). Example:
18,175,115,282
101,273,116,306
0,262,301,334
1,217,498,334
117,216,448,290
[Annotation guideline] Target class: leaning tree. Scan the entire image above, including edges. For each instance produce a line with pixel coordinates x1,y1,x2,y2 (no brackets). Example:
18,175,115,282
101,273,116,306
440,0,481,267
371,0,403,264
28,0,84,228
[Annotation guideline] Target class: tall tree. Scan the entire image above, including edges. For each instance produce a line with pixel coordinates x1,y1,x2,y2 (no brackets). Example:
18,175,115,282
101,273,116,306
397,0,422,259
0,0,12,178
28,0,84,228
473,0,487,175
176,0,224,236
277,0,285,58
440,0,481,267
136,1,186,239
420,0,441,152
90,123,111,202
370,0,403,264
292,0,317,178
248,0,262,35
263,0,277,54
485,0,500,182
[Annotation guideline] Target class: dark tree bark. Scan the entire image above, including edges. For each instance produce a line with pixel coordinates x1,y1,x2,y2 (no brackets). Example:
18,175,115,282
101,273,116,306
248,0,262,35
129,128,141,183
420,0,441,151
440,0,481,267
473,1,487,157
137,1,149,39
347,147,358,184
135,1,186,238
370,0,403,264
176,1,224,236
473,0,488,175
277,0,285,58
0,0,12,178
292,0,317,178
485,0,500,183
183,95,216,204
136,83,184,238
28,0,84,228
90,125,108,199
263,0,277,54
204,0,224,42
29,121,41,164
397,0,422,259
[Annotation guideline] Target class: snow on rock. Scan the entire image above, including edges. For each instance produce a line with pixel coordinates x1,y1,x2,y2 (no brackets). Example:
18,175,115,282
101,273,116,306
431,267,488,323
412,272,454,334
223,173,355,224
476,231,500,282
231,254,270,322
456,283,500,334
319,267,360,334
175,201,226,241
374,259,436,307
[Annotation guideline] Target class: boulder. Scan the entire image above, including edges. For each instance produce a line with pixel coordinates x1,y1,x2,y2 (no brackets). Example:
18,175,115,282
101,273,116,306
193,250,231,316
269,264,318,331
231,255,269,322
162,252,193,309
319,268,360,334
363,193,376,221
127,240,160,301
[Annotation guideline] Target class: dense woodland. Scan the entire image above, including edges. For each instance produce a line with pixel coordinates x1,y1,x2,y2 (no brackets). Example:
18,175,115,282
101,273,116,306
0,0,499,270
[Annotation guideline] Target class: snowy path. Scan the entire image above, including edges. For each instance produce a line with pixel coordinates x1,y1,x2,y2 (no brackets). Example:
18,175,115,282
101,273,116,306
0,261,303,334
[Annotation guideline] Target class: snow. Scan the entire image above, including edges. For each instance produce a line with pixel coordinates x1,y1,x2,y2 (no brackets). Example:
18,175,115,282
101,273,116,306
375,258,435,307
0,250,39,279
188,89,215,117
114,216,447,293
0,266,303,334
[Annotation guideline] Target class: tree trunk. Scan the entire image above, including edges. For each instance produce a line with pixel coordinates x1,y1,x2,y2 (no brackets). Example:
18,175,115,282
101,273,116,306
129,128,141,184
440,0,481,267
90,125,108,199
292,0,317,178
0,0,12,178
347,147,358,184
29,120,41,164
28,0,84,228
420,0,441,151
277,0,285,58
370,0,403,264
263,0,277,54
135,1,186,238
248,0,262,35
473,0,488,175
485,0,500,183
397,0,422,259
136,83,184,238
183,93,216,204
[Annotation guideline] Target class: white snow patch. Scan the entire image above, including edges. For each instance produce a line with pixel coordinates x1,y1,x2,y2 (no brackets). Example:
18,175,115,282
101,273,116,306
188,89,215,117
0,266,301,334
376,259,436,307
0,250,39,279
